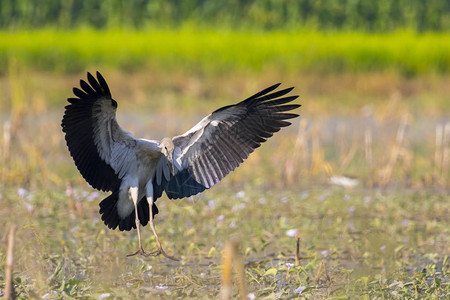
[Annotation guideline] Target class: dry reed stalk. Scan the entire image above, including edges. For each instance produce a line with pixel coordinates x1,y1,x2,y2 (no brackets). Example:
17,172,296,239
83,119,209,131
443,123,450,184
2,120,11,160
300,119,310,172
379,113,408,186
221,241,232,300
365,127,373,187
1,120,12,183
339,139,358,172
285,119,308,184
295,234,301,267
314,262,323,283
22,142,50,186
233,249,248,300
5,225,17,300
221,240,248,300
8,56,26,143
336,122,346,162
311,124,324,176
435,124,443,176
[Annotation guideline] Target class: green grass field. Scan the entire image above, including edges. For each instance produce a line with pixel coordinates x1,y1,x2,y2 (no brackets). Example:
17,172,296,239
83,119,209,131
0,29,449,298
1,29,450,75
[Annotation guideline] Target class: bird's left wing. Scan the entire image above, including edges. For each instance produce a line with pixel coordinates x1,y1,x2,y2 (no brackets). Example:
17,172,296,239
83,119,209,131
62,72,137,192
153,84,300,199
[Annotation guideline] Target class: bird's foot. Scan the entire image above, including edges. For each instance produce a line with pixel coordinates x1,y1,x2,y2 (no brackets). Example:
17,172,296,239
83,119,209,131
126,247,146,257
146,247,180,261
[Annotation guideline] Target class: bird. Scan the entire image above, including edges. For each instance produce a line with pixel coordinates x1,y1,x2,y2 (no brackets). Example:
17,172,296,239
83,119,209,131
61,71,300,260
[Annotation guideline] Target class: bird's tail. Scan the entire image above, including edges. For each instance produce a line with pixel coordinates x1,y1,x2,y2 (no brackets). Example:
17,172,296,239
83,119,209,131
99,191,158,231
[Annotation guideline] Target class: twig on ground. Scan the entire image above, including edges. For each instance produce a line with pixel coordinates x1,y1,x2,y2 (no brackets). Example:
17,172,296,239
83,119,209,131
5,225,17,300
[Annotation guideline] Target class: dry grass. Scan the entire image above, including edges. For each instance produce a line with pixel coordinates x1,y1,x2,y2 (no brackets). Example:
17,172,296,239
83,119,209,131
1,70,449,188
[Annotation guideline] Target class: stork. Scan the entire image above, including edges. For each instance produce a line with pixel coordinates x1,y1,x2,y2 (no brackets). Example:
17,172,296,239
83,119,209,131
61,72,300,260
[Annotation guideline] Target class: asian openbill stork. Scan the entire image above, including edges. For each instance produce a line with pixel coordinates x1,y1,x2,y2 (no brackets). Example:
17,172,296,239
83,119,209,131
62,72,300,260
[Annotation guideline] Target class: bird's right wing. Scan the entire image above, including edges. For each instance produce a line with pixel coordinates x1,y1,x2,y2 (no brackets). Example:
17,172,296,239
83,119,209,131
62,72,137,192
153,83,300,199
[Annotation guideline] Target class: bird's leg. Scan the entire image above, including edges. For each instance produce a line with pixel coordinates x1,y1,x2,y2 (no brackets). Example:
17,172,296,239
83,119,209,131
126,186,146,257
144,183,179,261
146,199,178,261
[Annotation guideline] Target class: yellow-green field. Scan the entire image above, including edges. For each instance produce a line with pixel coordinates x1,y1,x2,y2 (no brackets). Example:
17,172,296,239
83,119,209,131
0,30,449,298
1,29,450,75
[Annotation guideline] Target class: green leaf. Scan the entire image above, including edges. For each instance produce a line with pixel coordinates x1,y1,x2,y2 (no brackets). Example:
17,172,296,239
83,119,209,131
263,268,278,276
207,247,216,257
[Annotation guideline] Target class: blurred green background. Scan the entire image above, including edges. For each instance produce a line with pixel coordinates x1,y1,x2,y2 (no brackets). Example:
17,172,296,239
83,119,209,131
1,0,450,31
1,0,450,76
0,1,449,299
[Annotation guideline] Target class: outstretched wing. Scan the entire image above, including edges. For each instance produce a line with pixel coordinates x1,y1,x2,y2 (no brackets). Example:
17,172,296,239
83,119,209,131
61,71,137,192
153,83,300,199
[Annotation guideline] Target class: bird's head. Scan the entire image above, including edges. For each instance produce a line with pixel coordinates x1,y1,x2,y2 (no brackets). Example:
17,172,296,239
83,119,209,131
159,137,175,174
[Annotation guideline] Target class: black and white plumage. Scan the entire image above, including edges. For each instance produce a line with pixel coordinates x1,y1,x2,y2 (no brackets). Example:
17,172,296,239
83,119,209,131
62,71,300,259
